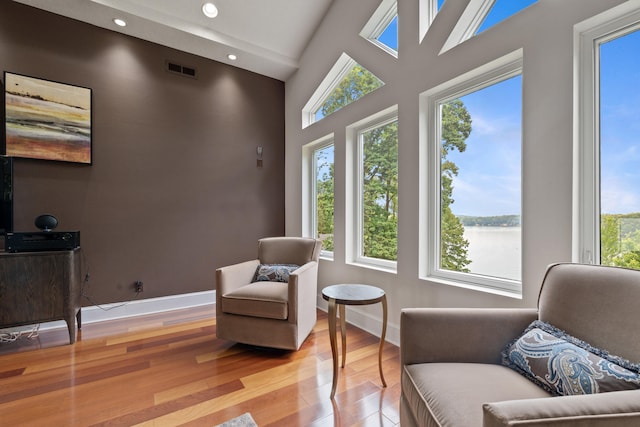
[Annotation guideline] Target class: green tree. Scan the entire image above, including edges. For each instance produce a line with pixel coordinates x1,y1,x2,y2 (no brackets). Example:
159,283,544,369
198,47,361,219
315,65,472,268
440,100,472,272
601,213,640,269
601,214,621,266
362,121,398,260
319,63,396,260
316,154,334,251
320,65,383,118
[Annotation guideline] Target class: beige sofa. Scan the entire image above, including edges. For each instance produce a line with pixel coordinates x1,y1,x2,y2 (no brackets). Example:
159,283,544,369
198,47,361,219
216,237,322,351
400,263,640,426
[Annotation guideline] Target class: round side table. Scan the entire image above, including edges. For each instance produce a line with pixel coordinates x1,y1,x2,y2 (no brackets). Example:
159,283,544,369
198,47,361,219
321,284,387,399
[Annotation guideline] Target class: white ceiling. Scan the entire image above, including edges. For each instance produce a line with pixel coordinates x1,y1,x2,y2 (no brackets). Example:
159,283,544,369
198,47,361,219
12,0,334,81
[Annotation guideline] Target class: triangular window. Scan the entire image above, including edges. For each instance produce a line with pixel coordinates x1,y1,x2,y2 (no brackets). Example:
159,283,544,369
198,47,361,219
360,0,398,56
476,0,537,34
440,0,537,54
378,15,398,52
302,54,384,128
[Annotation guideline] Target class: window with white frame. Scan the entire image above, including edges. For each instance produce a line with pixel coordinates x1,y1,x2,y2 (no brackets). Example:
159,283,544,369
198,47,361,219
440,0,537,54
301,53,384,128
303,136,335,257
314,143,335,254
348,108,398,270
575,6,640,270
421,51,523,294
360,0,398,56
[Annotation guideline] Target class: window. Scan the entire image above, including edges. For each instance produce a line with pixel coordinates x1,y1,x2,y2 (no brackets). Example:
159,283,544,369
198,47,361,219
441,0,537,54
419,0,445,42
421,51,523,294
314,143,335,254
347,108,398,271
476,0,537,34
303,136,335,258
361,0,398,56
302,53,384,128
575,5,640,269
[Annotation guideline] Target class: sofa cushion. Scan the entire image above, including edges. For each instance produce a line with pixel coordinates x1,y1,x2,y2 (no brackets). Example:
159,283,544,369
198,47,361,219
252,264,299,283
403,363,551,427
221,281,288,320
502,320,640,396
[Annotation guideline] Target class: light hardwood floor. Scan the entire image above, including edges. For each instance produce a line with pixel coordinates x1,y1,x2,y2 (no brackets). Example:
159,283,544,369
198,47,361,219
0,305,401,426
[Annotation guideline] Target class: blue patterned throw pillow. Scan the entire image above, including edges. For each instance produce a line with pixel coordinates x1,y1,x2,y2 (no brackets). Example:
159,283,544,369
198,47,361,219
252,264,299,283
502,320,640,396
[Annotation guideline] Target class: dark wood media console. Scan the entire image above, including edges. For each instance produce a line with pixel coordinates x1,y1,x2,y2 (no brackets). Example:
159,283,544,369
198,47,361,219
0,249,82,344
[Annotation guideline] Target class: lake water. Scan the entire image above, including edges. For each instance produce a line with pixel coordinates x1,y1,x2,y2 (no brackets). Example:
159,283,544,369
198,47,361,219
463,226,521,280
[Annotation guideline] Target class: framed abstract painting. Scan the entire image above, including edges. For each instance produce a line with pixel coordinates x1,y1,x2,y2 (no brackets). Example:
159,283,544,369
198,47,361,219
3,72,92,164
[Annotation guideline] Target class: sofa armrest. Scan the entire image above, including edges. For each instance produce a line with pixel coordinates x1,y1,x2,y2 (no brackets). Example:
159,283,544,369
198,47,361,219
215,260,260,307
287,261,318,323
400,308,538,365
483,390,640,427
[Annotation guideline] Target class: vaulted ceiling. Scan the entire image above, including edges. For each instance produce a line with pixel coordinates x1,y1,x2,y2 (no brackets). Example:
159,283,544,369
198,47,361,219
12,0,334,81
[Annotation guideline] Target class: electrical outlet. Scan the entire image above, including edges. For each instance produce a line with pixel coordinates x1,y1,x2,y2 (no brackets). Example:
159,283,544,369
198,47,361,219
134,280,144,293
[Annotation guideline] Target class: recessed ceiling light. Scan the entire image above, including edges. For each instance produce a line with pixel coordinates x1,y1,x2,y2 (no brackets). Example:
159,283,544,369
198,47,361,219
227,54,237,61
113,18,127,27
202,3,219,18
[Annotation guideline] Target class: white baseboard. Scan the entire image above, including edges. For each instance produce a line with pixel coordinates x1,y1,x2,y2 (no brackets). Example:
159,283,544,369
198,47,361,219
20,291,399,348
316,295,400,347
37,290,216,331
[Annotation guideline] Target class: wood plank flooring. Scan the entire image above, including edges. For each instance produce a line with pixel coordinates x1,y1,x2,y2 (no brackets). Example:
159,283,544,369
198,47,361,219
0,306,400,426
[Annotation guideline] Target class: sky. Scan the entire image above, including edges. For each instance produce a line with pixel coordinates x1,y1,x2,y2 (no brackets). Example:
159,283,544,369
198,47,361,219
444,1,536,218
446,76,522,217
600,29,640,215
477,0,537,34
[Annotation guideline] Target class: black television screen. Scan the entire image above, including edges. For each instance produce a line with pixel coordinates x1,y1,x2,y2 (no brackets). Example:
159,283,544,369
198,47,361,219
0,156,13,234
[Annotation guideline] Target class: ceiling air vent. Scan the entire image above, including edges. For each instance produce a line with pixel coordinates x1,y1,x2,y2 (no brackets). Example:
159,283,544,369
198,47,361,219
166,60,197,79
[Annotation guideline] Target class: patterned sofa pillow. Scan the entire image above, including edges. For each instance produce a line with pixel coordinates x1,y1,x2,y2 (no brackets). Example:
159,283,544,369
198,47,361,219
252,264,299,283
502,320,640,396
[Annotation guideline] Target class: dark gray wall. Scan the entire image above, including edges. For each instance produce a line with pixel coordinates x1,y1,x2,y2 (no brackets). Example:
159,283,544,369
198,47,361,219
0,2,285,304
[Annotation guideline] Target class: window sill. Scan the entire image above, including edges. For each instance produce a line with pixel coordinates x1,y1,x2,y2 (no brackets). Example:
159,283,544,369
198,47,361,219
346,259,397,275
320,253,334,262
421,274,522,299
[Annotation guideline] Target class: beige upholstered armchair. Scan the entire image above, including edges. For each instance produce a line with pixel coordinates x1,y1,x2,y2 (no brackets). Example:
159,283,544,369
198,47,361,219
400,263,640,426
215,237,322,350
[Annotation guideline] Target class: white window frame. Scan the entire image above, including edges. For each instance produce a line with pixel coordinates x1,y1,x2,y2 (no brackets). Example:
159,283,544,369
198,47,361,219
419,0,440,43
360,0,398,57
419,49,523,295
440,0,538,54
301,53,384,129
301,53,357,129
440,0,496,53
346,106,399,272
302,134,335,259
573,3,640,265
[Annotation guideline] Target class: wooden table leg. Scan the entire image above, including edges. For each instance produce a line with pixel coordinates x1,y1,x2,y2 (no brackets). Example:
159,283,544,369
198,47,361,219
328,298,339,399
339,303,346,368
66,317,76,344
379,295,387,388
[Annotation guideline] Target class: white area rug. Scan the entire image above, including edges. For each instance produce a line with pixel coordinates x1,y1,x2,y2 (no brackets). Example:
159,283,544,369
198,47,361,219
215,412,258,427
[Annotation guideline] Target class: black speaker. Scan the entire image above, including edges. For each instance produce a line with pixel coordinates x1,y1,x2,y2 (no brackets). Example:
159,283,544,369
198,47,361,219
35,214,58,231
